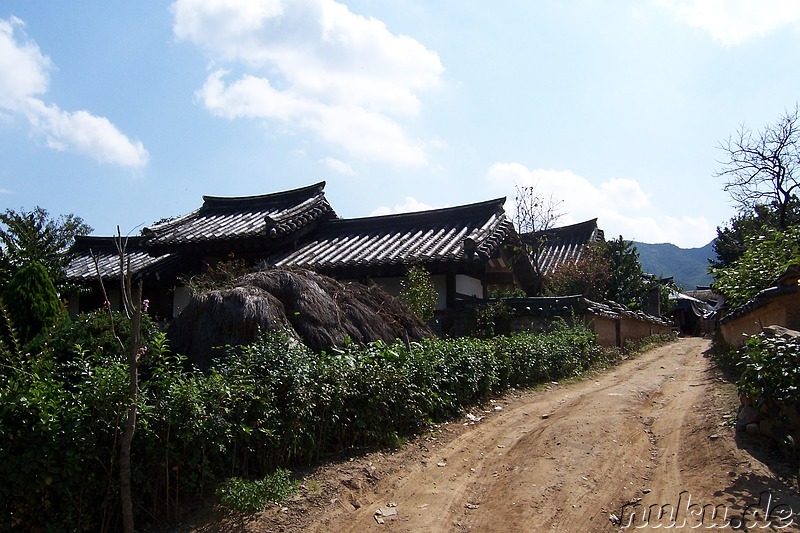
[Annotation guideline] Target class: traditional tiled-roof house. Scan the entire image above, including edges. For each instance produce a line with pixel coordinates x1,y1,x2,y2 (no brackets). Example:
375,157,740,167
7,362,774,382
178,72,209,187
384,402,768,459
265,198,538,309
65,182,537,318
64,236,182,317
520,218,606,291
66,182,335,318
141,181,336,257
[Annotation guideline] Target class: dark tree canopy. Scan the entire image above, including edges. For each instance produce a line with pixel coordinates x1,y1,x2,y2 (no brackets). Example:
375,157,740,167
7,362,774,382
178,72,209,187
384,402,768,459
605,236,646,307
717,105,800,230
1,261,62,344
0,207,92,291
711,202,800,270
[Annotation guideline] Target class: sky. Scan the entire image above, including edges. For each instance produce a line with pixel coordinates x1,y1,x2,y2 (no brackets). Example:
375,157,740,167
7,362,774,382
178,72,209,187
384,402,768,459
2,1,800,249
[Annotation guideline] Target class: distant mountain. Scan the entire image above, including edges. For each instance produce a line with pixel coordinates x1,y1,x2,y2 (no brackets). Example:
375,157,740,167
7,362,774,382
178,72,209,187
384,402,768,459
633,240,715,290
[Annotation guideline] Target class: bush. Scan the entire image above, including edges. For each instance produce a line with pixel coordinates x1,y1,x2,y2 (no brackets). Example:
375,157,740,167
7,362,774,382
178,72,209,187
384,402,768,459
1,314,626,529
1,261,63,345
738,333,800,406
216,469,297,512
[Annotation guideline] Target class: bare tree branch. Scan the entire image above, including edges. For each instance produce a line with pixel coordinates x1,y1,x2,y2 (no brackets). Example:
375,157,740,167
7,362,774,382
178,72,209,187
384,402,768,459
717,104,800,229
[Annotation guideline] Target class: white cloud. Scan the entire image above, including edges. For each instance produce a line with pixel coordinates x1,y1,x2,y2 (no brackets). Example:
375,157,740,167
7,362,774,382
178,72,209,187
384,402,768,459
173,0,443,166
656,0,800,45
487,162,716,248
0,17,148,168
319,156,354,176
370,196,438,216
0,17,49,107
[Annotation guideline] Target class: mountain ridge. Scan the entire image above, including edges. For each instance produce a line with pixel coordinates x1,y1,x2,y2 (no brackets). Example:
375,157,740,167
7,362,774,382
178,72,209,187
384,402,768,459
632,240,715,290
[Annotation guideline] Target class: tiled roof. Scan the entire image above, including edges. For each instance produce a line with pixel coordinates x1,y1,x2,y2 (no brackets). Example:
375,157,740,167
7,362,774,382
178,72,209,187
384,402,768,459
65,236,179,281
522,219,604,275
266,198,517,274
141,181,336,255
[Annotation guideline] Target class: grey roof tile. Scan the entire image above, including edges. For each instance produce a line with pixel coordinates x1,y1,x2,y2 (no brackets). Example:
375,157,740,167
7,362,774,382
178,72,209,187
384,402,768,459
267,198,516,273
141,181,336,255
522,218,604,275
65,236,178,281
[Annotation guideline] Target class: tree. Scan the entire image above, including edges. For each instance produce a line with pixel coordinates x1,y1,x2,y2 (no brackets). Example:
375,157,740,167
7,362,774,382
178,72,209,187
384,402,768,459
92,230,144,533
0,207,92,292
605,236,647,307
717,105,800,230
545,241,611,300
0,261,62,345
710,225,800,308
399,265,437,322
712,200,800,270
512,183,564,294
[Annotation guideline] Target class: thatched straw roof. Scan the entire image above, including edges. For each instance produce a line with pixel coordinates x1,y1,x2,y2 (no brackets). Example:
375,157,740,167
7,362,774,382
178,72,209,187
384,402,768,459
168,268,434,368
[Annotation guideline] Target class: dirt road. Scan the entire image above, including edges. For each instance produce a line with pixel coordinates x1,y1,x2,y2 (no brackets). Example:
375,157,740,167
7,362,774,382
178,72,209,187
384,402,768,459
205,338,800,531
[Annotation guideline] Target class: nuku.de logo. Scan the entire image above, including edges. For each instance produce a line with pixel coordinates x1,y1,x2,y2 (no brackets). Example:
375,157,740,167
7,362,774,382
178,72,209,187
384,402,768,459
617,490,793,529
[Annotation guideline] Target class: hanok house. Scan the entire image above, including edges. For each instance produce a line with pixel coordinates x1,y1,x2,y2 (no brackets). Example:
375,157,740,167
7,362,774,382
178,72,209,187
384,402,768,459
64,236,181,318
521,218,606,290
65,182,538,320
264,198,538,308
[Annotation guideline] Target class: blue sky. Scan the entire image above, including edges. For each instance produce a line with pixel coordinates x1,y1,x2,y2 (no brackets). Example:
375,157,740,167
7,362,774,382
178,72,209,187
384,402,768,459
2,1,800,248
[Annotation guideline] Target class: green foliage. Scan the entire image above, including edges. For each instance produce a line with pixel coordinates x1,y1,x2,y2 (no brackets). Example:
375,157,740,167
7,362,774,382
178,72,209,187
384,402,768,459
470,300,514,338
605,236,647,307
545,241,611,300
399,265,437,322
738,334,800,406
216,470,297,512
1,261,63,345
710,225,800,308
40,308,160,361
711,204,798,270
0,313,658,530
0,206,91,292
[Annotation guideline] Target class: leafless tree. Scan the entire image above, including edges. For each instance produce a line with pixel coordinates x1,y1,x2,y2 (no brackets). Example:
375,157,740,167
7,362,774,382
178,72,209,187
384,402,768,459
717,105,800,229
93,228,143,533
512,183,564,294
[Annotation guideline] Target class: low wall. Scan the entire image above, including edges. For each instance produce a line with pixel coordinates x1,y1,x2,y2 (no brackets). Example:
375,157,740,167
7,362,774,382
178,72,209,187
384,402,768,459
719,287,800,348
439,296,671,347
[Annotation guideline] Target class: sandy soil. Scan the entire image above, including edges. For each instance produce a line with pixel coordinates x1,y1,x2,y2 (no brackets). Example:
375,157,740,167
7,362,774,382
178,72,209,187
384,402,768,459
195,338,800,532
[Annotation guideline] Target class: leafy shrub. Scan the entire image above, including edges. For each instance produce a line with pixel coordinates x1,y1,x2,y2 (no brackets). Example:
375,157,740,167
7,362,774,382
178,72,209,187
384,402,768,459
710,225,800,308
0,312,645,530
399,265,437,322
1,261,63,345
216,469,297,512
738,333,800,406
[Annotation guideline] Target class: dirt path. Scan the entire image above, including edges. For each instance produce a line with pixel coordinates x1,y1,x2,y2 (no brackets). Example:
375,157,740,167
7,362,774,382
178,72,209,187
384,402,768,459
199,338,800,531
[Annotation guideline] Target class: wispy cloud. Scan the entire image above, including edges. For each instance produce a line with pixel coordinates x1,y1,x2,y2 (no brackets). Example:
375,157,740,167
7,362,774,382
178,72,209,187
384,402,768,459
487,162,715,248
370,196,438,216
655,0,800,45
0,17,148,168
172,0,443,166
319,156,355,176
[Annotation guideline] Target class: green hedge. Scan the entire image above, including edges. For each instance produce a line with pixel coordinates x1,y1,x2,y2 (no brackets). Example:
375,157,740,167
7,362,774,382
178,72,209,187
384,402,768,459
0,313,620,530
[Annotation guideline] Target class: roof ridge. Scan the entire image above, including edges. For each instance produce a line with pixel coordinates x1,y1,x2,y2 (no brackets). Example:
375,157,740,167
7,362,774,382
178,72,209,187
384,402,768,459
201,181,326,208
321,197,507,227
